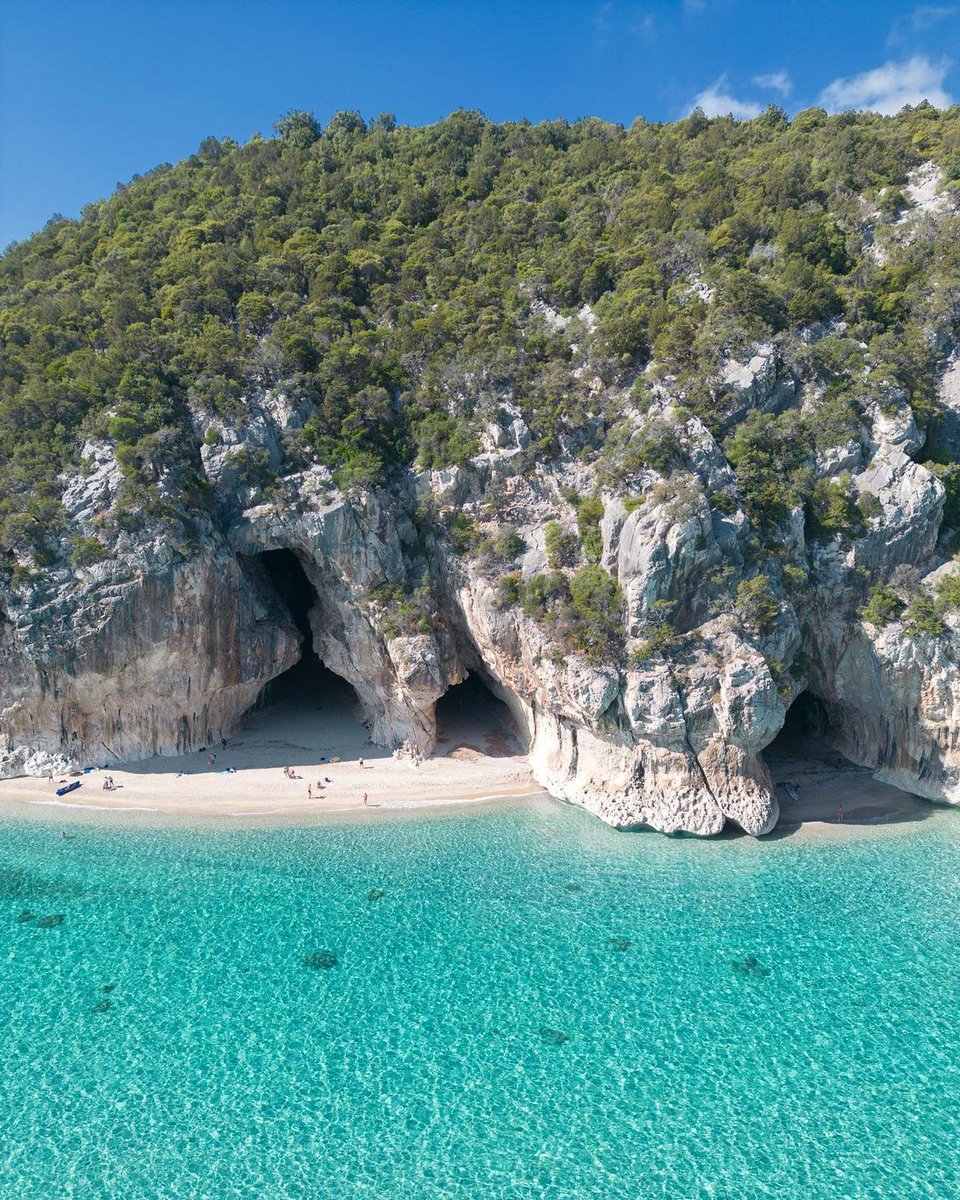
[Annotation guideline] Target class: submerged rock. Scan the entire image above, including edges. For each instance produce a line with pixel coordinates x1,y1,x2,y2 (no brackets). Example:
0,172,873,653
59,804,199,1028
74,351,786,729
36,914,65,929
366,888,385,901
100,983,116,993
17,909,34,923
606,936,634,951
538,1027,570,1046
304,950,339,970
90,998,112,1013
562,881,583,894
731,955,771,979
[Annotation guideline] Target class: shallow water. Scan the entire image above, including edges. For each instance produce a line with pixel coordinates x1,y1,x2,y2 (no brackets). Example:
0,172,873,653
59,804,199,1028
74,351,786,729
2,799,960,1198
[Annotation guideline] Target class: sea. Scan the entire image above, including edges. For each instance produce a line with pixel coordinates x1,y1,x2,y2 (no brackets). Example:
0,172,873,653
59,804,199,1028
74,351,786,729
1,796,959,1199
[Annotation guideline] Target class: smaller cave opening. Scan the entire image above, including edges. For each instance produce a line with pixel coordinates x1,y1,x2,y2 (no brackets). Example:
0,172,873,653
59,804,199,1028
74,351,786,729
434,672,521,758
765,689,844,772
761,688,928,829
257,548,317,649
776,690,832,743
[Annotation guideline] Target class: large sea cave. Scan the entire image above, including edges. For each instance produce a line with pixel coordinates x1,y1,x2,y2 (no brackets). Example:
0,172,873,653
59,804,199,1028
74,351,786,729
250,548,362,720
763,689,928,827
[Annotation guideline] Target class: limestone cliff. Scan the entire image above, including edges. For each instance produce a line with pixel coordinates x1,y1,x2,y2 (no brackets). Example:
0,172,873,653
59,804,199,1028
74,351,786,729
3,155,960,836
2,326,959,837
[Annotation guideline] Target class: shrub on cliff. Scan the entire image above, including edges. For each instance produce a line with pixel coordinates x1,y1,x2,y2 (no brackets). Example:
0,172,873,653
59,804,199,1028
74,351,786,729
903,591,946,638
574,496,605,564
1,104,959,558
723,412,810,528
860,584,904,627
544,520,579,569
735,574,780,635
567,565,623,657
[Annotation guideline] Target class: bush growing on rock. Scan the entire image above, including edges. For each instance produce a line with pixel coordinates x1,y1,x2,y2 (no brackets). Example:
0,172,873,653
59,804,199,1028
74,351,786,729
934,573,960,613
860,584,904,627
544,520,579,568
723,412,810,528
574,496,604,564
806,476,866,542
567,565,623,657
903,591,946,638
735,574,780,635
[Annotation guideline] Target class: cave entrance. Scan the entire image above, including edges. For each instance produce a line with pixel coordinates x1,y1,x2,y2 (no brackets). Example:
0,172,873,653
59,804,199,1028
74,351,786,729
764,689,866,827
764,689,843,772
775,690,832,744
434,672,522,758
249,548,365,744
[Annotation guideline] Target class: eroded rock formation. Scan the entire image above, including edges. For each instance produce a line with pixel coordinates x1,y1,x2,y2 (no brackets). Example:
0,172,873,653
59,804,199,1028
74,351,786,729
1,330,959,839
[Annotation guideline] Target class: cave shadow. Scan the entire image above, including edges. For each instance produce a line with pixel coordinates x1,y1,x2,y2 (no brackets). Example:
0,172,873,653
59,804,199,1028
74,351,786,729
434,672,523,759
757,689,935,838
119,547,390,775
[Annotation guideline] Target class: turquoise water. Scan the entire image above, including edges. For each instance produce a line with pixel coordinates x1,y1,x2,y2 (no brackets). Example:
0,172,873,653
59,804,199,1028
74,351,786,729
2,800,960,1198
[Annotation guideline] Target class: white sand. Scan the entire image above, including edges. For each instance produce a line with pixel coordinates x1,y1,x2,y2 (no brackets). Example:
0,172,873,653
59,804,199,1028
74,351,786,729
765,731,935,838
0,689,947,841
0,680,543,825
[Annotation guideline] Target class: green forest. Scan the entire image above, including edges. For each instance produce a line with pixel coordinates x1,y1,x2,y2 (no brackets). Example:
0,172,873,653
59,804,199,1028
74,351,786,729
1,102,959,570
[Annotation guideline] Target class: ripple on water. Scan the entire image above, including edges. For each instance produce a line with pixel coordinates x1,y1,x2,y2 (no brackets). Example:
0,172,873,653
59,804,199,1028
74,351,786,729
0,803,959,1198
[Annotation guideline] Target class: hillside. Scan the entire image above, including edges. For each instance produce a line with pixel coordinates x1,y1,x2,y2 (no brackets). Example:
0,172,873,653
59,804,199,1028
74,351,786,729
2,104,960,832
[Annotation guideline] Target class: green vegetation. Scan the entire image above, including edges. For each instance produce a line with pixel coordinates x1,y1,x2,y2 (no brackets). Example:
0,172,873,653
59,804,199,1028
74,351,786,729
735,574,780,634
544,520,579,568
723,411,810,526
903,591,946,638
364,580,433,640
806,476,867,542
2,103,960,561
860,584,904,627
496,564,623,662
574,495,605,563
934,573,960,612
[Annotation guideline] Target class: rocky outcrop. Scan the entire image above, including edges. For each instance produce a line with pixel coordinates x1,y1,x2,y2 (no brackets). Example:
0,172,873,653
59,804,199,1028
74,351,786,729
5,336,960,839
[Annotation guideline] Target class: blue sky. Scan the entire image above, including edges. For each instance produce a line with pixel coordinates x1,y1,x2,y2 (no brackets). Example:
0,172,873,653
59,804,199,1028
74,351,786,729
1,0,958,247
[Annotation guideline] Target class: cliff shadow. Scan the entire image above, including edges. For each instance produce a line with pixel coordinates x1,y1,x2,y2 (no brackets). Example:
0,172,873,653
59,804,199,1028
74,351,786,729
763,689,933,835
434,672,523,759
235,547,388,766
122,548,387,775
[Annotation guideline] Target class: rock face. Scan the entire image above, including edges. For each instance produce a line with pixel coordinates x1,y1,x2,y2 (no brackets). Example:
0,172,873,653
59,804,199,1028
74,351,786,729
3,348,960,837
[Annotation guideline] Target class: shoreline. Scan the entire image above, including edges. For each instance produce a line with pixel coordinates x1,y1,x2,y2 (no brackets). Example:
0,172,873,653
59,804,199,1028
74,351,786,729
0,686,548,829
0,703,949,840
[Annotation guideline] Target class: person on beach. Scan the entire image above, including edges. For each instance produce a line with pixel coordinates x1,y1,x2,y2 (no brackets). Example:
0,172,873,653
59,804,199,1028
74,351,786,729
363,792,368,806
308,784,313,800
207,755,214,768
359,757,364,770
837,799,846,822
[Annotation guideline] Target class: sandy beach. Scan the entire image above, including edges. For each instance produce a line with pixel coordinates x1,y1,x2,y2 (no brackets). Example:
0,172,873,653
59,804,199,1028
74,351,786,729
0,671,947,838
0,672,544,825
766,729,936,836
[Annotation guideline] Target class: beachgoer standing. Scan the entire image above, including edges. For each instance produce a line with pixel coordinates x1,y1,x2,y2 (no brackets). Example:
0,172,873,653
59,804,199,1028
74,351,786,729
308,784,313,800
837,799,846,823
359,756,364,770
363,792,368,806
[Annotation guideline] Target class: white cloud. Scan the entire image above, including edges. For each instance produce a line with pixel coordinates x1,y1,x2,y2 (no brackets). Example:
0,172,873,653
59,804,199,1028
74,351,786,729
753,70,792,96
689,76,761,119
819,55,953,114
888,5,958,45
